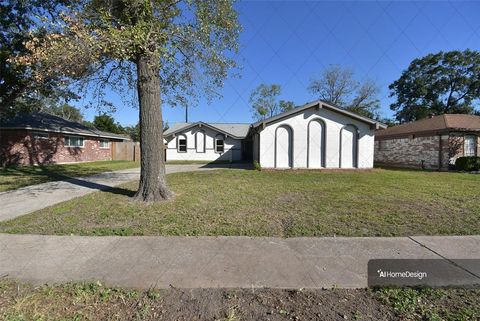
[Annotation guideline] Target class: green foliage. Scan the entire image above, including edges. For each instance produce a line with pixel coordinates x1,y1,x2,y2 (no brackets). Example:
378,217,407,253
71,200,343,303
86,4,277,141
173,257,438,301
308,65,380,119
455,156,480,171
389,50,480,122
93,113,124,134
0,0,77,120
18,0,241,111
379,118,398,127
123,123,140,142
374,288,479,321
249,83,294,121
253,160,261,171
279,100,295,112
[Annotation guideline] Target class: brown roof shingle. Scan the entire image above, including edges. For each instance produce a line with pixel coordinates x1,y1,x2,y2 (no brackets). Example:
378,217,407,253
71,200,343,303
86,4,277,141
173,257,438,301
376,114,480,139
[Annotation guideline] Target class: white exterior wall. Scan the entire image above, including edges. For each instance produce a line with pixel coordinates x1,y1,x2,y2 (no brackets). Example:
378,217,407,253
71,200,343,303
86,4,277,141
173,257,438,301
259,107,375,169
166,126,242,162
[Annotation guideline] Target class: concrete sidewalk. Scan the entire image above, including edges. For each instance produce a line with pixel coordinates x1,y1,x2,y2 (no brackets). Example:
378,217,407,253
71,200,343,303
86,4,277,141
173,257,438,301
0,164,248,222
0,234,479,289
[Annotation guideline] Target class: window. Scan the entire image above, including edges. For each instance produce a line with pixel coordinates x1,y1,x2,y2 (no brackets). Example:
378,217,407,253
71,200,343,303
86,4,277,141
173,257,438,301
32,132,49,140
464,135,477,156
65,136,84,147
177,135,187,152
215,134,225,153
378,140,389,151
99,139,109,148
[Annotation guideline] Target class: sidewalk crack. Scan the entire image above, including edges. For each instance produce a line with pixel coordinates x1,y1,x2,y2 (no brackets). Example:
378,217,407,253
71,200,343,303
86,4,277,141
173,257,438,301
408,236,480,281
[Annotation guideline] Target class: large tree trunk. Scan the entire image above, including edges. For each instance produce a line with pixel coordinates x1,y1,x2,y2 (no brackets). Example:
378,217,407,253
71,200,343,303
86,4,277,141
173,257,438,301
134,53,173,202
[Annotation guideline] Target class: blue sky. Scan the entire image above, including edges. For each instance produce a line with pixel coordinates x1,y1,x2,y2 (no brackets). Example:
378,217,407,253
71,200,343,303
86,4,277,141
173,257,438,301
77,1,480,126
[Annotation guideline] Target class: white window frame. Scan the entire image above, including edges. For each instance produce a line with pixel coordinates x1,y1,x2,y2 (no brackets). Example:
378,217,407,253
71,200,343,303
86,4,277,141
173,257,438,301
464,135,477,156
99,139,109,149
65,135,84,148
32,131,49,140
215,134,225,153
177,134,187,153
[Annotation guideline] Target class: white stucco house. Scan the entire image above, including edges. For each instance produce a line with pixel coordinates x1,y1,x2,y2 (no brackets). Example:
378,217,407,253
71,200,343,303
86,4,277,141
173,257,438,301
164,122,251,162
164,100,386,169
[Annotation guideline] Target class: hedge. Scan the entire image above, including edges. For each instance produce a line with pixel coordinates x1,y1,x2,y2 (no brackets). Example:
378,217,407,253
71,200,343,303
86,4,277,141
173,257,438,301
455,156,480,171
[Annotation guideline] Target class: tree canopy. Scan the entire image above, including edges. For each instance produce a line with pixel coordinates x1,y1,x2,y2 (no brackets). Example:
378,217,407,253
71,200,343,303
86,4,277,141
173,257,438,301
93,113,124,134
249,84,294,121
0,0,77,120
389,50,480,122
308,65,380,118
15,0,241,202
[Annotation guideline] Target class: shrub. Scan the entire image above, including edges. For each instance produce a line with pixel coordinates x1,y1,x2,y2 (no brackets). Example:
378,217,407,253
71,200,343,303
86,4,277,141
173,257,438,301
253,160,261,171
455,156,480,171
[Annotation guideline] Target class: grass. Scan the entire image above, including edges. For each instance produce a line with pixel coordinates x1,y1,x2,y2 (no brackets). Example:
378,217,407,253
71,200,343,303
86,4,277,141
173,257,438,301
0,279,478,321
0,168,479,237
374,287,480,321
0,161,139,192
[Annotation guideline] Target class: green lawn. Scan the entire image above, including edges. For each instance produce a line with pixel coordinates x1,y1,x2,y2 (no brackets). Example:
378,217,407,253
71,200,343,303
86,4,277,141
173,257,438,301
0,161,139,192
0,279,478,321
1,168,479,237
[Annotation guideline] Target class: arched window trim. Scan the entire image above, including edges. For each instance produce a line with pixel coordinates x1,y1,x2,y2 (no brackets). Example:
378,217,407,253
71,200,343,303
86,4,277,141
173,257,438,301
215,134,225,154
307,118,327,168
339,124,359,168
177,134,187,153
274,124,294,168
195,130,206,153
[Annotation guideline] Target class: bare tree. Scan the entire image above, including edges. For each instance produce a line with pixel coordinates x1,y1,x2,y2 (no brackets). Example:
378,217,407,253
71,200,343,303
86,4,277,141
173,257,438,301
249,84,294,121
308,65,380,118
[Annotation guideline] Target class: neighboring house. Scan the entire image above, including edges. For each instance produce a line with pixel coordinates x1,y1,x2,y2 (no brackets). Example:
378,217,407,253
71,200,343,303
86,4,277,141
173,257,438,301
0,112,129,166
164,100,386,169
251,100,385,169
374,114,480,170
164,122,251,162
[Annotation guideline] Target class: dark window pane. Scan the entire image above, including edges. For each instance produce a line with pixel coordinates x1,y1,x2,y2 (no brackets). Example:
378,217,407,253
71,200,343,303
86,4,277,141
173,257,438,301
178,138,187,152
216,139,224,153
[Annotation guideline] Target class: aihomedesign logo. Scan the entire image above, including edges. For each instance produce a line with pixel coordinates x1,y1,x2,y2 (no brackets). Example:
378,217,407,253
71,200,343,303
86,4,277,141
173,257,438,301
377,269,428,280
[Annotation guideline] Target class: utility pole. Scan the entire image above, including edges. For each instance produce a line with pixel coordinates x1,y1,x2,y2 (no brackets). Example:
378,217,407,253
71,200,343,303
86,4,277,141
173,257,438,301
185,105,188,123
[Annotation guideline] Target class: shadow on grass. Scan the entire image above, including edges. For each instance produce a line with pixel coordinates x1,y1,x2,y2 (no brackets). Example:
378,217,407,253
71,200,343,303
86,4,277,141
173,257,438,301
1,165,135,197
64,176,136,197
199,161,253,170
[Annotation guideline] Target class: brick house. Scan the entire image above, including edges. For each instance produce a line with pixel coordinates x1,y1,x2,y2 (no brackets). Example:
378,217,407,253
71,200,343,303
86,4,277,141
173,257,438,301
0,112,129,166
374,114,480,170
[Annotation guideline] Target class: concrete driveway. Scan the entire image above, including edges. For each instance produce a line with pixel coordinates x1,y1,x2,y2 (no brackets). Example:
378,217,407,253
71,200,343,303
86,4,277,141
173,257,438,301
0,234,479,289
0,163,249,222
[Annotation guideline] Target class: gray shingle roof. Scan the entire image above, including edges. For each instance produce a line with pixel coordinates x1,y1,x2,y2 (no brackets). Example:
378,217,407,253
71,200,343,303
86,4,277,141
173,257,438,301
0,112,130,140
164,122,251,139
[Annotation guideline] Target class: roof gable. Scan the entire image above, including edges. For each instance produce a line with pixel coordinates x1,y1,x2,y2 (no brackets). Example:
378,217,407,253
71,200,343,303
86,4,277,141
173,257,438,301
163,121,251,139
251,100,386,129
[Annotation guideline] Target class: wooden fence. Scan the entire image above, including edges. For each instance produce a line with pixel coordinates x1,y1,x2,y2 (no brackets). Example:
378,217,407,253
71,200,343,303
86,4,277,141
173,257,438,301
111,142,141,162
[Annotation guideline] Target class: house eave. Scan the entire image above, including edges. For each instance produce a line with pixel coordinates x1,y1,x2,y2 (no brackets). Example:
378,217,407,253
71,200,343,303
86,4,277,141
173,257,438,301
375,128,480,140
163,122,247,140
251,100,386,130
0,126,130,141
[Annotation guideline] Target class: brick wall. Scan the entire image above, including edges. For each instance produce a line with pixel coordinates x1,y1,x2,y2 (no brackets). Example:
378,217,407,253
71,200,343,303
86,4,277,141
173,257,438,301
0,129,117,166
374,135,447,170
374,133,479,170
